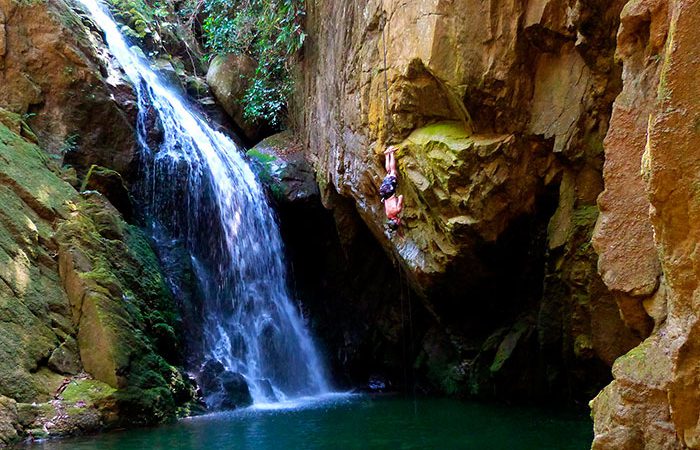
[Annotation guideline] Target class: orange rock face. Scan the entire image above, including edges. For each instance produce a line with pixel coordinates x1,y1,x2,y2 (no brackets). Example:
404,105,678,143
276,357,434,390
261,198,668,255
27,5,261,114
592,0,667,339
591,0,700,448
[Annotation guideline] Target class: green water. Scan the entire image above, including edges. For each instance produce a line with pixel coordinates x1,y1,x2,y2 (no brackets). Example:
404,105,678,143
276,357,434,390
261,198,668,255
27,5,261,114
29,394,592,449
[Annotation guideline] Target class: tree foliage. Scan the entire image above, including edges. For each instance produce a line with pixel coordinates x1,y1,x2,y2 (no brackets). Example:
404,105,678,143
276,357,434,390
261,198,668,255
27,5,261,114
202,0,305,127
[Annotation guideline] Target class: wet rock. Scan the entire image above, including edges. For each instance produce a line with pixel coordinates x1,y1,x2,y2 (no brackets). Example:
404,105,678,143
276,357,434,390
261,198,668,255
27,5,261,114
220,372,252,409
185,75,210,98
367,374,390,392
275,183,411,392
198,360,252,410
255,379,277,402
198,360,226,393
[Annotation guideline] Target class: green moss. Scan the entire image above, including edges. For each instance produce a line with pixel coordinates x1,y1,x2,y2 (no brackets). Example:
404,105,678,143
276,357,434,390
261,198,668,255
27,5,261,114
611,338,672,387
0,120,83,403
0,121,77,217
406,121,473,150
583,132,604,158
61,379,116,405
0,108,22,134
246,148,289,201
0,116,193,428
573,334,594,358
489,320,529,373
107,0,156,40
441,364,466,396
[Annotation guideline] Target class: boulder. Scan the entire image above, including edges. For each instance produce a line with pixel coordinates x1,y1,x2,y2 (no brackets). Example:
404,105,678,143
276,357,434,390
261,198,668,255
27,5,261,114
220,372,252,410
0,396,19,446
206,53,261,142
247,131,319,204
198,360,252,410
386,121,555,293
48,338,81,375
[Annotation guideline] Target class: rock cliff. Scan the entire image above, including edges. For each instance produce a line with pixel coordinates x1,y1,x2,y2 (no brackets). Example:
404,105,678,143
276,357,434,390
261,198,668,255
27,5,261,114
292,0,700,446
295,0,639,402
0,110,194,444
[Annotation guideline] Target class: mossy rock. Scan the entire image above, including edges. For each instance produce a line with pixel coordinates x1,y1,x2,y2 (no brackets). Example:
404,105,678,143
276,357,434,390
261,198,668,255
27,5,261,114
246,132,319,204
0,108,23,135
0,121,79,402
55,192,192,424
0,118,193,433
60,379,116,406
0,396,20,446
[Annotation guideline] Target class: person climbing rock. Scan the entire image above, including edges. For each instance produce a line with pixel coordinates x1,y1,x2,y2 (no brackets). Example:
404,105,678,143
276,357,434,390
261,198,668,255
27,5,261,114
380,145,404,231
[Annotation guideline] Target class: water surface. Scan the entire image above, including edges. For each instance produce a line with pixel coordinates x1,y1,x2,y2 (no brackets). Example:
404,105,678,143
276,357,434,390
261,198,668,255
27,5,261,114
30,394,592,449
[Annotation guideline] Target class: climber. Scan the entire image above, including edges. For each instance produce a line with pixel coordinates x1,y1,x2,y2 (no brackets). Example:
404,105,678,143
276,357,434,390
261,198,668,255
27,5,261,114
380,145,404,231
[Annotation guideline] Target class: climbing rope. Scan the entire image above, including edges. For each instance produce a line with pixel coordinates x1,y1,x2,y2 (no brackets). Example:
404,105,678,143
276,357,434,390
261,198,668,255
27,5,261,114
394,252,418,401
397,255,409,391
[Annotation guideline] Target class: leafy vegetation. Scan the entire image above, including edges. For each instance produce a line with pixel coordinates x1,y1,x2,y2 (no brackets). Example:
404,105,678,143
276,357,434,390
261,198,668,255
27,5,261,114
201,0,305,127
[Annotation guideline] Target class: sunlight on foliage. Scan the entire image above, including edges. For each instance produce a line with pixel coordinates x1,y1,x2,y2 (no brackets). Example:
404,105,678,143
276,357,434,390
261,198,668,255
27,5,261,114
201,0,305,127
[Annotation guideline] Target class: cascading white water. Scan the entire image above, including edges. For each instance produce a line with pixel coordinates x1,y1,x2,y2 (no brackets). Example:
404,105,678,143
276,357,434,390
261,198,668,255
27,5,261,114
76,0,329,404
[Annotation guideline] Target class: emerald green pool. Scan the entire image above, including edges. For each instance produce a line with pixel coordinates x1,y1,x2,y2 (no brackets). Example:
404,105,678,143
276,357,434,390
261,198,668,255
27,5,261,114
30,394,592,449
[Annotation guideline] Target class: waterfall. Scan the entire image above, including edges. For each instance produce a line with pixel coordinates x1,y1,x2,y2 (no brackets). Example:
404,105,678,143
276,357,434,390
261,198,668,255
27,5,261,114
76,0,329,404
